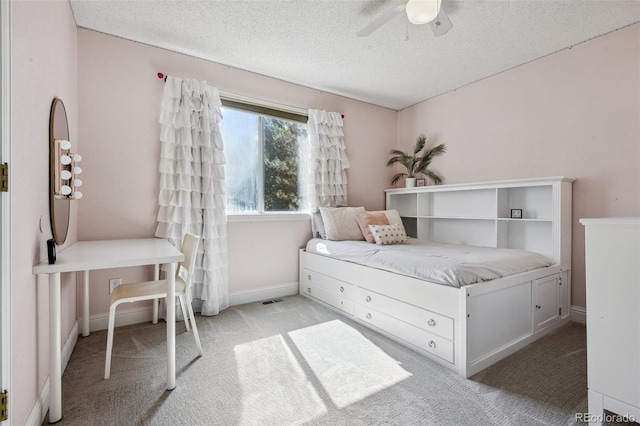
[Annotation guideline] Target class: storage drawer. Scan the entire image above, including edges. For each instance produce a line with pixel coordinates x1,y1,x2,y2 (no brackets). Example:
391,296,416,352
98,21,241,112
355,304,454,363
303,268,353,300
355,287,454,340
302,281,354,315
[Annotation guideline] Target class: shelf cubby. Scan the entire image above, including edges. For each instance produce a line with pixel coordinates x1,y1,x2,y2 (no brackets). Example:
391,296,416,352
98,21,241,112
386,177,573,266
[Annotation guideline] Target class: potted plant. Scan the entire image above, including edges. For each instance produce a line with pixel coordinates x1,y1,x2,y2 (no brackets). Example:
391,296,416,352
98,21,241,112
387,134,447,187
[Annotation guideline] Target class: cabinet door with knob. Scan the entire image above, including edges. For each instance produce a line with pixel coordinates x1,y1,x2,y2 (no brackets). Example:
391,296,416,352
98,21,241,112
534,274,560,331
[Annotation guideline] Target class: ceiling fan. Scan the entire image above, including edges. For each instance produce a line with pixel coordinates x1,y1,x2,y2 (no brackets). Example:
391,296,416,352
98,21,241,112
357,0,453,38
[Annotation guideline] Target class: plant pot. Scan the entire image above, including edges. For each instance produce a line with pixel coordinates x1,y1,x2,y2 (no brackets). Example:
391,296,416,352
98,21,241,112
405,178,416,188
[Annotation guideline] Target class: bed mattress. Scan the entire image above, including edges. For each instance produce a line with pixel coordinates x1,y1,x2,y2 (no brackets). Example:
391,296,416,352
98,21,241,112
305,238,554,288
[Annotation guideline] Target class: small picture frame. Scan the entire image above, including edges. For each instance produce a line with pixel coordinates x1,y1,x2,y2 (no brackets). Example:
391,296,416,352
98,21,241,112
510,209,523,219
416,178,426,187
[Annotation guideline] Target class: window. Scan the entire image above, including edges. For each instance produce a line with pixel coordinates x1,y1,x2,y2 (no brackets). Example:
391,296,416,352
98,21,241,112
220,100,308,215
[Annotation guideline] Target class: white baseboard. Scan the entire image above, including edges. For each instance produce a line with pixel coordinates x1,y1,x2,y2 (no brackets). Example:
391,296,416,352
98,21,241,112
62,321,79,372
84,283,301,333
229,282,299,306
27,321,78,426
570,305,586,324
25,378,49,426
87,306,154,333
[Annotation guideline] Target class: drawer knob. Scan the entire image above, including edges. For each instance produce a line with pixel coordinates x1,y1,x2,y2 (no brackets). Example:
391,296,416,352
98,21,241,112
428,340,436,349
366,296,372,303
340,286,344,293
427,319,437,327
307,274,311,281
536,304,541,309
366,312,372,320
307,287,312,294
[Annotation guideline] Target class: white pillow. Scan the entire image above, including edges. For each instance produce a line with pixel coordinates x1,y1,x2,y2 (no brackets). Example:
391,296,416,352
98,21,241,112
313,211,327,239
368,223,408,245
368,209,407,236
320,207,366,241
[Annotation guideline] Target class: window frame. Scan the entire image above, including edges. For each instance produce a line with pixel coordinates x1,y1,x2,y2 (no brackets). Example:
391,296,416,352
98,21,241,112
220,96,310,222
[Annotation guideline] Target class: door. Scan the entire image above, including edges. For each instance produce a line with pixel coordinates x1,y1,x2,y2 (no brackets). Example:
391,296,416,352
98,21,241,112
534,275,559,331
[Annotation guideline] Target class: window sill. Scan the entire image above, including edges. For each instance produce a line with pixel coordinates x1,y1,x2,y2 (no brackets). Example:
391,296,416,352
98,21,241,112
227,212,311,223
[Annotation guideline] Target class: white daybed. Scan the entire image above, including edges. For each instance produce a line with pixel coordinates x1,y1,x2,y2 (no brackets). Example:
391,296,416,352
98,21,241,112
299,177,573,378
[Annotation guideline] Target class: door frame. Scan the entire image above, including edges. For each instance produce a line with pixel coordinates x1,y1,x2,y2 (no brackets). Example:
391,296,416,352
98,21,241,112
1,0,12,422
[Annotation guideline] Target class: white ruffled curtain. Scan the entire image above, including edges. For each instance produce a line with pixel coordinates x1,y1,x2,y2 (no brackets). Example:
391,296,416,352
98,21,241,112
156,76,229,316
307,109,350,212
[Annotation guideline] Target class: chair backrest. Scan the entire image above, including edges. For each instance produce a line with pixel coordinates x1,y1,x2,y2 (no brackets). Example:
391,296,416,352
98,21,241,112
177,233,200,291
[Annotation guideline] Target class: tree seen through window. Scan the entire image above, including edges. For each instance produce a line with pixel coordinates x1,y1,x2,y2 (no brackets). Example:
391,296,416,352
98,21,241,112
221,106,307,214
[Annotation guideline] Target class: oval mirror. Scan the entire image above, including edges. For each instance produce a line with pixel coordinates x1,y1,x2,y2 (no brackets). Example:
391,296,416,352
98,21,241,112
49,98,71,245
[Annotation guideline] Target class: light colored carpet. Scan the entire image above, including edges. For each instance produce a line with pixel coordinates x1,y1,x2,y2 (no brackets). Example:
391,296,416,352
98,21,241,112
51,295,593,425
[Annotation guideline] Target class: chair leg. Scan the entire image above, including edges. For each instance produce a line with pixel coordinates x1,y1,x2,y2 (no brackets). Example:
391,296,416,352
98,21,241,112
152,298,159,325
104,305,117,379
178,295,190,331
186,299,203,356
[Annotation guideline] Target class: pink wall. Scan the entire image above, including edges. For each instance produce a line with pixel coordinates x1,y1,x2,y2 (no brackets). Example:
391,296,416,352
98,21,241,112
12,1,78,423
397,23,640,308
77,30,397,315
13,7,637,421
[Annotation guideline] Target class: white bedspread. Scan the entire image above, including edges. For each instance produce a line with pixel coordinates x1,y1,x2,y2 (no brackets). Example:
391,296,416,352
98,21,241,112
305,238,554,288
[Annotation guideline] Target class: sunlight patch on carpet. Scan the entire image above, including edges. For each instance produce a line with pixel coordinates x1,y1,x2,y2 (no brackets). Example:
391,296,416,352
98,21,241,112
289,319,412,408
234,334,327,426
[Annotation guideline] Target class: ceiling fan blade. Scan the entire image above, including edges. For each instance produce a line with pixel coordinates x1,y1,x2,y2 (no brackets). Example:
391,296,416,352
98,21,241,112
429,9,453,37
357,3,406,37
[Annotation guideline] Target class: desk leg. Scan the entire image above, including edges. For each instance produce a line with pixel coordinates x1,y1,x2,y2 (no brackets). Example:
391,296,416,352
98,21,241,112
152,264,159,324
166,262,176,390
82,271,90,337
49,272,62,423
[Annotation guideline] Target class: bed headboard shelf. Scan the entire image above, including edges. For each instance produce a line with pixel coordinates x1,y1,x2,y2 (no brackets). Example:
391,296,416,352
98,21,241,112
385,176,574,267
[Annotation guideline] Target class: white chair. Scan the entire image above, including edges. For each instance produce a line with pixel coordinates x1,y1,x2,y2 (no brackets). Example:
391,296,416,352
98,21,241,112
104,233,204,379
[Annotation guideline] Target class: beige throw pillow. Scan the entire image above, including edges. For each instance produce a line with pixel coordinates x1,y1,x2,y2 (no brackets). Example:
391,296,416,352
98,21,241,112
320,207,366,241
355,212,389,243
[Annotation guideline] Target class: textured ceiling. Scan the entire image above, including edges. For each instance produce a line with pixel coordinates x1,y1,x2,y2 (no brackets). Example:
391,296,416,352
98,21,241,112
69,0,640,110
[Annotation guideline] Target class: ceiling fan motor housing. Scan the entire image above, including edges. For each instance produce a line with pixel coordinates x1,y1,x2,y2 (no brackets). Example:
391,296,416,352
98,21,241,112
406,0,442,25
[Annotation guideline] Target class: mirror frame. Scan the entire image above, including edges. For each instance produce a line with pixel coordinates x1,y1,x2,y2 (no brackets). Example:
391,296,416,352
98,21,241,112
49,98,71,245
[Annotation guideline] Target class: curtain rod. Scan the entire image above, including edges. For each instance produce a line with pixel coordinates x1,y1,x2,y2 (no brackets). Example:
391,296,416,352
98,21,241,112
157,72,344,119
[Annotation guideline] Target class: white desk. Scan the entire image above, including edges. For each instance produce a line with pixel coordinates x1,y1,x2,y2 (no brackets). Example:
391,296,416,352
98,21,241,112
33,238,184,423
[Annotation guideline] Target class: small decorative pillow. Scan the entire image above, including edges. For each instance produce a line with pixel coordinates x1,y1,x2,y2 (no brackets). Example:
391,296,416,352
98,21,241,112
368,223,408,245
320,206,366,241
355,212,389,243
368,209,407,236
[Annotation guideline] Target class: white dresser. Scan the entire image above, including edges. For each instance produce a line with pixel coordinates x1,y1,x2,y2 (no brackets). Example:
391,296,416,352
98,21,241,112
580,217,640,424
